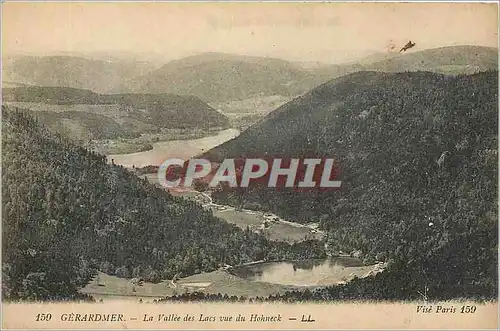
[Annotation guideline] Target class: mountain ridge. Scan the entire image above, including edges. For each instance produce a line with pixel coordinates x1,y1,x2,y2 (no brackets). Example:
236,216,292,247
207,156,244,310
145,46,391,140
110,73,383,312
2,55,157,94
5,45,496,104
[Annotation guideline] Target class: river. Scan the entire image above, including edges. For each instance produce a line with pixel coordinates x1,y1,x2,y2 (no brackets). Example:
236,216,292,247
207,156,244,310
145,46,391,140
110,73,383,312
108,128,239,168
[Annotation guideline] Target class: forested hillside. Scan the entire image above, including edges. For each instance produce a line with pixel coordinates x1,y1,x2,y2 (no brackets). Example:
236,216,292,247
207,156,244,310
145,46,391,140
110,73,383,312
3,87,230,145
203,70,498,298
2,108,322,301
3,86,229,130
30,111,141,141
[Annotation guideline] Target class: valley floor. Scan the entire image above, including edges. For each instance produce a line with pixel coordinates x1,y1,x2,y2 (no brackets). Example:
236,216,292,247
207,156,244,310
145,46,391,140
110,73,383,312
167,188,325,243
80,262,387,302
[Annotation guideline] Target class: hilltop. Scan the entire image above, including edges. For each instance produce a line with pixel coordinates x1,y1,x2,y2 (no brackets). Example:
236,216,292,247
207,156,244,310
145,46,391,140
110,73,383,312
364,45,498,74
3,86,230,145
126,52,311,102
2,55,156,93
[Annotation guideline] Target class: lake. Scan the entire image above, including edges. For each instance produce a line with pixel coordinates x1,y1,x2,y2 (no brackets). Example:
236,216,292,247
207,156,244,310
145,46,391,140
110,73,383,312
108,128,239,167
230,258,378,286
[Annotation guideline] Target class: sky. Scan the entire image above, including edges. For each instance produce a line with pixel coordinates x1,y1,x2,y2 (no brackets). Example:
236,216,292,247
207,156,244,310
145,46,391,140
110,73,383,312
2,2,498,64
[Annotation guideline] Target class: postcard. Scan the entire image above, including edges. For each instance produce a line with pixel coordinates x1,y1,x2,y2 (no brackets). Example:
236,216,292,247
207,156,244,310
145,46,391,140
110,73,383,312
1,2,498,329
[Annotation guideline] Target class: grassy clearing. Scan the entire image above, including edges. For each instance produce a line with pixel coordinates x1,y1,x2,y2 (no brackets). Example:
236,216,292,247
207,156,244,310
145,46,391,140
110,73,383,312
80,270,295,300
213,209,263,227
136,176,322,244
212,208,321,243
80,272,174,302
265,222,322,243
177,270,295,298
91,141,154,155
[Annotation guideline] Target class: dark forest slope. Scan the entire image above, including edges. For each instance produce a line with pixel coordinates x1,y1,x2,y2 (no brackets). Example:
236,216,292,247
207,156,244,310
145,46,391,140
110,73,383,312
203,70,498,299
1,108,321,301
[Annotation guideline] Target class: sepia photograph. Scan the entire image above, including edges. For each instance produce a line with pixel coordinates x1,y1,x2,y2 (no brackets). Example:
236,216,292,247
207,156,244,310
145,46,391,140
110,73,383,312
1,1,498,329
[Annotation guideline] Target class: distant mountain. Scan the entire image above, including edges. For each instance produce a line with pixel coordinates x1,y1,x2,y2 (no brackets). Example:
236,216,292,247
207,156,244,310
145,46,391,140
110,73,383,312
203,70,498,298
3,86,230,141
126,52,313,102
365,45,498,74
2,55,156,93
306,45,498,83
4,46,496,105
126,52,362,102
127,46,497,102
3,86,100,104
351,52,401,65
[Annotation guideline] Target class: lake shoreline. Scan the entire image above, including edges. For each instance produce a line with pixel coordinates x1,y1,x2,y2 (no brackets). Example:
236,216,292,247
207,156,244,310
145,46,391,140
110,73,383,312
95,127,231,156
227,256,369,270
107,128,240,168
229,258,388,287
